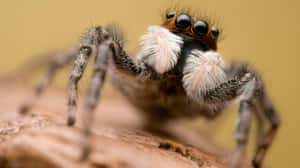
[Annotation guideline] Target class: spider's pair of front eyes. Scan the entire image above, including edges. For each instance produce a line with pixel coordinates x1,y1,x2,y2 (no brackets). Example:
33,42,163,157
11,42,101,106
167,12,219,38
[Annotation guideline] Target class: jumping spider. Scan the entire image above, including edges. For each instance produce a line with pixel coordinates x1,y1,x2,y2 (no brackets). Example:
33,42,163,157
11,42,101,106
19,9,280,168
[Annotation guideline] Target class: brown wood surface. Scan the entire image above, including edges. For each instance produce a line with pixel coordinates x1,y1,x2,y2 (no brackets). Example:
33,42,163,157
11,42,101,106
0,83,238,168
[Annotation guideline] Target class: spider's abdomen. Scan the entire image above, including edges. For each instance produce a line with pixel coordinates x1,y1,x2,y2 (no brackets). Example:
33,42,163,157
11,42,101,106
109,69,225,121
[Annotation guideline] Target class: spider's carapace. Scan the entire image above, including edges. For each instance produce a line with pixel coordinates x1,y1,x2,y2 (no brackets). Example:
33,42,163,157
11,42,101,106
162,11,219,50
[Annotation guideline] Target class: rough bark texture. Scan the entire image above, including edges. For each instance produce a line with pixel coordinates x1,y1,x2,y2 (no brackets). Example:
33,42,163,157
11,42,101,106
0,83,236,168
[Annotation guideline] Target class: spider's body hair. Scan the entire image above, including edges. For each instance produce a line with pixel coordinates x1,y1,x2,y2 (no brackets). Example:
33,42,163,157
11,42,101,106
137,26,183,74
183,50,227,102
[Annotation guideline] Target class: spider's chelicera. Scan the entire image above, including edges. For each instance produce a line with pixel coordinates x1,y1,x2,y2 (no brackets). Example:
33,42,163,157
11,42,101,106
20,10,280,168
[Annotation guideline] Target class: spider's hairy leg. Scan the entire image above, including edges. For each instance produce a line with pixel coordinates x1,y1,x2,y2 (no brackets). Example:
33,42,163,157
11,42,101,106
253,106,265,147
68,25,145,160
252,93,280,168
19,48,78,115
231,97,256,168
196,66,256,168
183,58,280,168
219,64,279,168
67,26,108,126
80,41,111,160
224,62,280,168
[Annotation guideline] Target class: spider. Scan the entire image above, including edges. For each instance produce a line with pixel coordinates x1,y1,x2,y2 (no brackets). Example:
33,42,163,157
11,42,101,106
19,9,280,168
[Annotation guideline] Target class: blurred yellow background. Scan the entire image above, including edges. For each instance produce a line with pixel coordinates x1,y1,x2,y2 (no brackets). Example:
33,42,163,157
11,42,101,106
0,0,299,167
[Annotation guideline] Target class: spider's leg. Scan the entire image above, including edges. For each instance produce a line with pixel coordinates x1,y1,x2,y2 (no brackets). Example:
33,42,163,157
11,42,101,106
216,64,258,168
67,25,147,126
19,48,78,114
218,62,280,168
222,61,267,147
223,62,280,168
68,25,145,160
80,35,145,159
202,72,255,104
69,25,159,160
252,93,280,168
184,60,280,168
105,24,144,76
253,105,265,147
183,60,255,167
80,41,110,160
231,99,255,168
67,47,91,126
67,27,107,126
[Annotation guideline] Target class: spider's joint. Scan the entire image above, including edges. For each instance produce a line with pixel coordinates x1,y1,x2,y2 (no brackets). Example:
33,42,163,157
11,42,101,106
238,75,257,101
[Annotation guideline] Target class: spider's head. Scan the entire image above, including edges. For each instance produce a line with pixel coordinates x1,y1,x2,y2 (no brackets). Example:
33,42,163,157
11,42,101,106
138,10,224,75
162,11,220,51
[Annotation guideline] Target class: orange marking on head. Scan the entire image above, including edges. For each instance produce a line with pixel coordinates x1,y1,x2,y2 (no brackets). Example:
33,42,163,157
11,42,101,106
162,12,219,50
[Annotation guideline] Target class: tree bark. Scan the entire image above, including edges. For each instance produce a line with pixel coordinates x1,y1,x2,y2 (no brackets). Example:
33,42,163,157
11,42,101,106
0,83,233,168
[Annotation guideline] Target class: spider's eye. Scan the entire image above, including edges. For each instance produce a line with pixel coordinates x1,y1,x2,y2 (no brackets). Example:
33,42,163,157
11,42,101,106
211,26,219,38
192,20,209,36
175,14,191,29
166,12,175,19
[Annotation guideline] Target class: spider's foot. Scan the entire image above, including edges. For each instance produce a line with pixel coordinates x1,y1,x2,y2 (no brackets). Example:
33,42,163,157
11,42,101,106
67,116,76,126
19,104,30,115
80,141,91,161
252,159,261,168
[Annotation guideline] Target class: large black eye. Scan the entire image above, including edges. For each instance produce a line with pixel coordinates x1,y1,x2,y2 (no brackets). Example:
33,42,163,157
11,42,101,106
175,14,191,29
166,12,175,19
192,20,209,36
211,26,219,38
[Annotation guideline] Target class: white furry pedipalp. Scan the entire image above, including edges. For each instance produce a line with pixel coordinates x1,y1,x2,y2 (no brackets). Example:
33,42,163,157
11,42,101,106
183,50,227,101
137,26,183,74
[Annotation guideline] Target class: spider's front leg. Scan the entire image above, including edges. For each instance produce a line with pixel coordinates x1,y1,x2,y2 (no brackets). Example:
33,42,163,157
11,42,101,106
79,41,110,159
67,27,108,126
219,62,280,168
68,25,144,159
183,55,280,168
252,91,280,168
